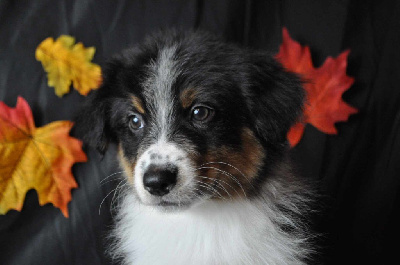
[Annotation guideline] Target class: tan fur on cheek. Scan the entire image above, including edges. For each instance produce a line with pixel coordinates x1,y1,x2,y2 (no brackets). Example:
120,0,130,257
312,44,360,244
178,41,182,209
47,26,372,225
238,128,265,178
200,128,265,199
118,145,136,185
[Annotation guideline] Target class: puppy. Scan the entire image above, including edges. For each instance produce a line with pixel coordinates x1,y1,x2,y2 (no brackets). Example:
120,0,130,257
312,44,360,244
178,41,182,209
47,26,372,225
76,30,313,265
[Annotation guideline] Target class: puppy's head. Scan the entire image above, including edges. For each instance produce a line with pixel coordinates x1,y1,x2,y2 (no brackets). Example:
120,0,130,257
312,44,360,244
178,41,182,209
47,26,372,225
76,31,304,211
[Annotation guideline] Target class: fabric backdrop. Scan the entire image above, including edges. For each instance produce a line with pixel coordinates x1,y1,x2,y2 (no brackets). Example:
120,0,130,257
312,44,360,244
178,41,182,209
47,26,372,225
0,0,399,264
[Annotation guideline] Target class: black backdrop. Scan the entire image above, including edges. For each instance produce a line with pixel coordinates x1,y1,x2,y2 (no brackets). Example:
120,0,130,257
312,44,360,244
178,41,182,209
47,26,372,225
1,1,399,264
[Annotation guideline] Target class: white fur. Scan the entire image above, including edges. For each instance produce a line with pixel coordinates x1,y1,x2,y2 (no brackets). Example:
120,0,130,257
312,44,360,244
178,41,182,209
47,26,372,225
142,45,179,141
133,141,197,206
111,176,311,265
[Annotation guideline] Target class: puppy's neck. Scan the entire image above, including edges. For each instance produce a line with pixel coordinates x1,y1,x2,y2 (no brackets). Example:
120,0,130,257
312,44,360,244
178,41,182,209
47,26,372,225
113,193,308,265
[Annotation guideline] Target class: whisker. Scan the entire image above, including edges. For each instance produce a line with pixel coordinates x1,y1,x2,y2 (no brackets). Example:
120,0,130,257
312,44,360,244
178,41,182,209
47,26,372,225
110,180,128,211
101,177,124,186
198,176,234,199
196,166,247,197
188,190,203,201
192,187,207,198
100,171,124,184
99,188,118,215
200,161,253,184
196,181,224,199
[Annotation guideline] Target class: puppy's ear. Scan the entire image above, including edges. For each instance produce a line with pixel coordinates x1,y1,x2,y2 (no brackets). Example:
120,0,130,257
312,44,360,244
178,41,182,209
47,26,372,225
74,59,122,154
74,95,112,154
246,54,305,145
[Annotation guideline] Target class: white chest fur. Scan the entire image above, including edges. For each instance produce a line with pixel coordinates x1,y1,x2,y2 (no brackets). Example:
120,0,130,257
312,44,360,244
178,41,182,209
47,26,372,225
113,193,307,265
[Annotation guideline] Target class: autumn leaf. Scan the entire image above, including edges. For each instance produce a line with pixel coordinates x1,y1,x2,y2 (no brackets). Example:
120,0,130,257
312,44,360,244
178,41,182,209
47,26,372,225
276,28,358,147
0,97,87,217
35,35,102,97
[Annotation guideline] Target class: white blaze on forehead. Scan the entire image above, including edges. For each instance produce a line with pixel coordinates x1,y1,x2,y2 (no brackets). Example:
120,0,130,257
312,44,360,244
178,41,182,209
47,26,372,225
136,46,199,205
142,45,179,141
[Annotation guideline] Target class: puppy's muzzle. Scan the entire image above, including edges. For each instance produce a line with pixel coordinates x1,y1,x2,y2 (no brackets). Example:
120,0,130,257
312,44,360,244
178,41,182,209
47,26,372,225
143,165,178,196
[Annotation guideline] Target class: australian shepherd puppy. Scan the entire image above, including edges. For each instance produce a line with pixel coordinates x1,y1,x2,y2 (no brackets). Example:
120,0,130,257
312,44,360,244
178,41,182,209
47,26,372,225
76,30,313,265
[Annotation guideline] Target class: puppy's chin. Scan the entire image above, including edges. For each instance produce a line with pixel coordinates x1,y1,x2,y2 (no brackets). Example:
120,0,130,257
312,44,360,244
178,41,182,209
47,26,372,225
153,201,192,212
138,199,194,213
133,189,205,213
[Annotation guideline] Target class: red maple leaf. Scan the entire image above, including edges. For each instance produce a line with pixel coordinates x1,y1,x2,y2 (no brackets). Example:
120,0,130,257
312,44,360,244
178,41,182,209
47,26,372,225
0,97,87,217
276,28,358,147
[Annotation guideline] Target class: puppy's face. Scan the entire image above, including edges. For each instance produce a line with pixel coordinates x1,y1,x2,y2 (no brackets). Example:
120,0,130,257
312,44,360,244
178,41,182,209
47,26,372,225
77,32,304,211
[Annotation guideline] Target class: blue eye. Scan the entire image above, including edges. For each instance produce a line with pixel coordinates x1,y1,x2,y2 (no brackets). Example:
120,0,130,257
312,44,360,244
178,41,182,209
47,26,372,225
129,114,144,130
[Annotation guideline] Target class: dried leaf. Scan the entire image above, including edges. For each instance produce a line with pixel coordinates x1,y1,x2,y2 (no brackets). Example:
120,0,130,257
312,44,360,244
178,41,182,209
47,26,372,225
35,35,102,97
276,28,358,147
0,97,87,217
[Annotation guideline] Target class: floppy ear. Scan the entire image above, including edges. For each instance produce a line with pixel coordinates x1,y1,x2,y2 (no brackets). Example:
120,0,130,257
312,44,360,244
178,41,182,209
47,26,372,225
74,95,111,154
73,59,123,154
246,54,305,145
74,47,144,153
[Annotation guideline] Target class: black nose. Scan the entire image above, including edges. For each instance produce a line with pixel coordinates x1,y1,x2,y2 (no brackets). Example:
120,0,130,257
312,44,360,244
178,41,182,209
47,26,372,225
143,166,178,196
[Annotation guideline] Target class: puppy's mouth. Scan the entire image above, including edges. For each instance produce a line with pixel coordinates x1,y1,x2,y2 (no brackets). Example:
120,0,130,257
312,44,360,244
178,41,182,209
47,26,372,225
157,201,183,207
134,184,203,211
142,199,192,212
158,200,191,208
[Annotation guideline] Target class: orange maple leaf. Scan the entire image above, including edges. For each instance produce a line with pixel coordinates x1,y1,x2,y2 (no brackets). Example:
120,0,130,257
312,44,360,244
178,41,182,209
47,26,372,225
35,35,102,97
0,97,87,217
276,28,358,147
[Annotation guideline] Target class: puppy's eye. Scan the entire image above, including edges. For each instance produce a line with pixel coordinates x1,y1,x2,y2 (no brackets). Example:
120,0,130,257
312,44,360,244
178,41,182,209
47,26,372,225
191,106,213,122
129,114,144,130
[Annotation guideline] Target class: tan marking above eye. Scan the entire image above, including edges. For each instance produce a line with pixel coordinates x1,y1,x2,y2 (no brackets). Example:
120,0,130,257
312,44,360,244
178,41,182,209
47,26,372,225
180,88,197,109
131,95,145,114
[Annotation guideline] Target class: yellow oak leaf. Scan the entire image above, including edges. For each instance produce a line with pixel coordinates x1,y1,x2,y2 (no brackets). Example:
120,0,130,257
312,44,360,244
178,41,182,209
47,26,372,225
0,97,87,217
35,35,102,97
